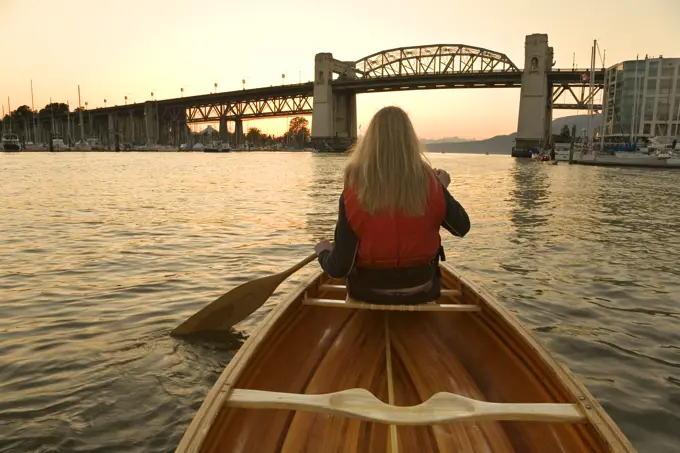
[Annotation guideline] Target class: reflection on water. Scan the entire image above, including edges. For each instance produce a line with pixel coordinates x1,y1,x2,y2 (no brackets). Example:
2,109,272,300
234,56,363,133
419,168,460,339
305,154,345,243
0,152,679,452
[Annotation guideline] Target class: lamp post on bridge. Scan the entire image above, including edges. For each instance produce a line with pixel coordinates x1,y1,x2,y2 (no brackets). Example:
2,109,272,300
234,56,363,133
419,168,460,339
242,79,245,90
181,88,184,98
282,73,285,86
124,96,127,106
214,82,218,94
104,99,107,108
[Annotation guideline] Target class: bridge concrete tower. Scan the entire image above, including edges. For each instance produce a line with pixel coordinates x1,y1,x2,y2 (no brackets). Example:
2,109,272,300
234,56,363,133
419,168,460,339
512,34,554,157
311,53,358,151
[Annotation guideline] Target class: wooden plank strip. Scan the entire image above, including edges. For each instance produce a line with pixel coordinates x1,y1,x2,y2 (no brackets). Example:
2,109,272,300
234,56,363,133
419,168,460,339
303,298,480,312
384,316,399,453
319,284,461,298
226,388,585,425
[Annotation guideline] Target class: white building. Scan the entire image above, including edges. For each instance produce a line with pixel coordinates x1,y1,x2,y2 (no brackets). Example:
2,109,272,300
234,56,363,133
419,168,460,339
602,56,680,140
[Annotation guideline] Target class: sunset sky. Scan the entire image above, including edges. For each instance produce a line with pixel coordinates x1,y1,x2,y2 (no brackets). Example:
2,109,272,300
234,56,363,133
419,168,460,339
2,0,679,140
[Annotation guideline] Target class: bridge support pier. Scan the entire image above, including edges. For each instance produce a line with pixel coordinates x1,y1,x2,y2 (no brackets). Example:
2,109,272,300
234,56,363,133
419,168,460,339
512,34,554,157
311,53,357,152
144,101,159,146
108,114,115,149
219,117,228,142
129,112,135,145
234,118,244,145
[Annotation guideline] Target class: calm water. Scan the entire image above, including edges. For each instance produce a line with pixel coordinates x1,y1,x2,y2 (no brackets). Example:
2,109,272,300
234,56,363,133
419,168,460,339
1,152,679,453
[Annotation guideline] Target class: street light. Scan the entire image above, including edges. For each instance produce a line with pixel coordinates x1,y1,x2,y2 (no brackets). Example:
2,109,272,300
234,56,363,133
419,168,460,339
214,82,217,93
242,79,245,90
104,99,107,108
124,96,128,105
181,88,184,98
282,73,285,85
151,92,154,101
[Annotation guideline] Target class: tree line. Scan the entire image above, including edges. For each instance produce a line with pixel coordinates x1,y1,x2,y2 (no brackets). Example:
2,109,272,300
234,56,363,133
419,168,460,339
0,103,70,132
243,116,310,147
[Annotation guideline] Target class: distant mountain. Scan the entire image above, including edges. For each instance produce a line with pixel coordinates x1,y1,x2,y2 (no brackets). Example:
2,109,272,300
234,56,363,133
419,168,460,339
420,136,475,144
425,114,601,154
426,134,514,154
550,114,602,135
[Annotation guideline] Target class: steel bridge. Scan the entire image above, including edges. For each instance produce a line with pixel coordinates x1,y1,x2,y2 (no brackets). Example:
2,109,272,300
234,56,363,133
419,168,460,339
37,35,604,150
332,44,602,110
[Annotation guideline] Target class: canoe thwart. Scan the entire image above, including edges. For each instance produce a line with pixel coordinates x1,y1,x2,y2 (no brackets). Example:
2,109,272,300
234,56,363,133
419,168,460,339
226,388,586,425
319,284,461,298
303,298,480,312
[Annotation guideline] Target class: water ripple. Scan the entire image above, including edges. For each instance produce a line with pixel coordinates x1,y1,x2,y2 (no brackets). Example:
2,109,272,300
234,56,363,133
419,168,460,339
0,152,679,452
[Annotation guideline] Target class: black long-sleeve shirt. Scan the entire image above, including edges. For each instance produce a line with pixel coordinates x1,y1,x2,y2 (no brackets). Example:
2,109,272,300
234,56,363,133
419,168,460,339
318,183,470,278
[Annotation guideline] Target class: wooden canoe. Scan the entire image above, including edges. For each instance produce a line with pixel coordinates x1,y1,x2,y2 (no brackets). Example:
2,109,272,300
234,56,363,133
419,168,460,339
175,264,636,453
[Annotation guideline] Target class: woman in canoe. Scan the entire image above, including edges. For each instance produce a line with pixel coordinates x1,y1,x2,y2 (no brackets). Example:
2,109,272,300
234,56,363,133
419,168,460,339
313,106,470,305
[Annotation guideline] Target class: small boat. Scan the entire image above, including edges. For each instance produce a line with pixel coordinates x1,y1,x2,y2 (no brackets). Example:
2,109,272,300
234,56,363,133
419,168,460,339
654,149,673,160
86,137,106,151
24,142,46,151
50,135,70,151
1,132,22,151
176,264,635,452
73,140,92,151
204,141,231,153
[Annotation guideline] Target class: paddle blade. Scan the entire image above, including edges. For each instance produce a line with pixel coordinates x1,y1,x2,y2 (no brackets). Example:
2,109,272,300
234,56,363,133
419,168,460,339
170,252,318,338
170,273,283,337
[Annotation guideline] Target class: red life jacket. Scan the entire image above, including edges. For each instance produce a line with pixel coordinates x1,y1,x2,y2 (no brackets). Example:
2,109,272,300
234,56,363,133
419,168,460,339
343,175,446,269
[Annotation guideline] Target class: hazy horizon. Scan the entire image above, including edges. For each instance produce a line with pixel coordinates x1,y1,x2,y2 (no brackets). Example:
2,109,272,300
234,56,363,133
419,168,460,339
2,0,678,140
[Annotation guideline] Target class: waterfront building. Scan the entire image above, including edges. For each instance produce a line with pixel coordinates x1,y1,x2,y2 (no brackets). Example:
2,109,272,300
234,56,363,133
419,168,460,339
601,56,680,142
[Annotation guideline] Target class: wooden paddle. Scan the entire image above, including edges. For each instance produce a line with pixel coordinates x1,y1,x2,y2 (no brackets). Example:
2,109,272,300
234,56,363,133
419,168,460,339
171,252,318,337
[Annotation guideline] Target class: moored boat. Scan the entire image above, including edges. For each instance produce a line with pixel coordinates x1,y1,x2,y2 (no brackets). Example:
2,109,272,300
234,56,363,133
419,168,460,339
175,264,635,452
50,134,70,151
1,132,22,151
204,141,231,153
73,140,92,151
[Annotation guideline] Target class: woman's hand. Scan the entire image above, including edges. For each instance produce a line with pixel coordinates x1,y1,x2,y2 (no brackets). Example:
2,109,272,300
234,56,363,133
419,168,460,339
314,239,333,256
434,168,451,188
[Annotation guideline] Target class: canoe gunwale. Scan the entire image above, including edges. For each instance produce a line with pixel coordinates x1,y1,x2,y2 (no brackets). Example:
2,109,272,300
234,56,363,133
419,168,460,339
441,263,636,452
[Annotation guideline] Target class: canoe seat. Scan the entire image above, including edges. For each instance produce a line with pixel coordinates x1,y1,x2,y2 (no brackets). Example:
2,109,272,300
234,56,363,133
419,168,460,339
226,388,585,425
303,298,481,312
320,284,462,298
308,285,476,311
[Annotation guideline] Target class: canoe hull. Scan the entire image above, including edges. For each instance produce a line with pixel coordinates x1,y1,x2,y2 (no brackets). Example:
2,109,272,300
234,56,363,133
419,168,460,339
175,264,636,453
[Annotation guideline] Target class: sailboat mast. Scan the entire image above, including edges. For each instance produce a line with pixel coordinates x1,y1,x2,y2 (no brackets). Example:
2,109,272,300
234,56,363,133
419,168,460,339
631,55,640,143
8,96,12,132
50,96,56,133
31,79,37,143
78,85,85,141
587,45,591,140
66,101,71,145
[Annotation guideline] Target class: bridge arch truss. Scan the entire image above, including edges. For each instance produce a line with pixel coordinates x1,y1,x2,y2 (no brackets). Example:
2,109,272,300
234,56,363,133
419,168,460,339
352,45,520,79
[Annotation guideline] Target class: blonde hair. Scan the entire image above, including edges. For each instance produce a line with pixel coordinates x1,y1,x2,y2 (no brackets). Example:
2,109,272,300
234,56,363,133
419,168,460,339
344,106,433,216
